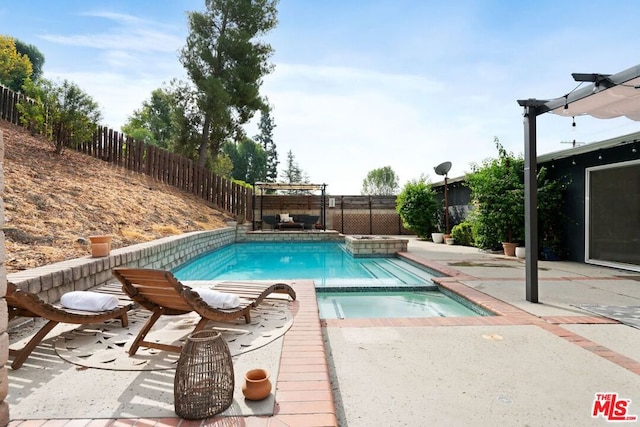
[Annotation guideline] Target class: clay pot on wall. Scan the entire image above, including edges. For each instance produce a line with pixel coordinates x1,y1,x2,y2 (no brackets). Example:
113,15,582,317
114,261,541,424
89,235,112,257
432,233,444,244
515,246,526,259
242,368,272,401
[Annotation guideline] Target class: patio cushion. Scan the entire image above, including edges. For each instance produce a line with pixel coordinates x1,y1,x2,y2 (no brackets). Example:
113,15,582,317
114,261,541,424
194,288,241,309
60,291,120,312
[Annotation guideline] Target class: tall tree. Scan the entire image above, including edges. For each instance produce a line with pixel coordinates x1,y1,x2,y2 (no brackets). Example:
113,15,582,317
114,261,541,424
179,0,278,167
280,150,309,194
14,39,45,80
254,107,278,183
223,137,267,184
0,35,33,91
122,87,177,149
362,166,399,195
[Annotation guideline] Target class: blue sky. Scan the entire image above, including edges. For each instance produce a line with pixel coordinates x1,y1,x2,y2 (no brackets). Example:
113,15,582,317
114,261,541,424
3,1,640,194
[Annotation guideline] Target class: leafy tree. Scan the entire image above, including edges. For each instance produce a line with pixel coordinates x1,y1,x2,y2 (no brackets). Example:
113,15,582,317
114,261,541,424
222,137,267,184
14,39,45,80
466,138,524,249
254,107,278,183
395,177,438,238
361,166,399,195
466,137,570,253
122,87,176,148
210,153,234,177
18,78,102,154
179,0,278,167
0,35,33,91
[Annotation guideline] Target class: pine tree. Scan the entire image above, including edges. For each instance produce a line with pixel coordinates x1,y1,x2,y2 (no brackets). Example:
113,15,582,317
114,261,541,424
255,108,278,183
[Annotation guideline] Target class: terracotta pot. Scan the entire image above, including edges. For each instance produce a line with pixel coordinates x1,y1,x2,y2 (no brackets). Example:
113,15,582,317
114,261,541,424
502,242,517,257
445,237,455,245
242,368,272,401
89,235,112,257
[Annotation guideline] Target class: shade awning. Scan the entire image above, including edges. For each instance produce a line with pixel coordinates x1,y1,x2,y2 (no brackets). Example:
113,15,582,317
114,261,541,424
550,76,640,121
517,63,640,304
521,64,640,121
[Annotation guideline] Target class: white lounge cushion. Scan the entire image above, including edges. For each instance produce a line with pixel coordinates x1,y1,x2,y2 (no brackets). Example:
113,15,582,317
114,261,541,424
60,291,119,312
193,288,241,309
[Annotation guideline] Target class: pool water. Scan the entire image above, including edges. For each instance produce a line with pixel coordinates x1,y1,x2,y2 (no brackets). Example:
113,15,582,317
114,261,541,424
172,242,486,318
173,241,439,288
317,290,480,319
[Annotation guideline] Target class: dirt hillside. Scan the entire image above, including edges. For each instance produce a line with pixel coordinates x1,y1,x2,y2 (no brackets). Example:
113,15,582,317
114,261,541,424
0,120,233,273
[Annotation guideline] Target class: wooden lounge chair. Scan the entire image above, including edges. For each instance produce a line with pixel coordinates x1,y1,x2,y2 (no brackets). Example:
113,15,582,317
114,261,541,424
112,267,297,356
6,282,134,370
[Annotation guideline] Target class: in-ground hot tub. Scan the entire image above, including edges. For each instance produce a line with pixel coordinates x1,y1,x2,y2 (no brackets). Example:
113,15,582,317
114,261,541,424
344,235,409,257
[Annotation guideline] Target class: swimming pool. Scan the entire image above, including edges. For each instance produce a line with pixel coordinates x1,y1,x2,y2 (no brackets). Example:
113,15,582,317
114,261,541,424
172,241,485,318
173,241,440,288
317,290,481,319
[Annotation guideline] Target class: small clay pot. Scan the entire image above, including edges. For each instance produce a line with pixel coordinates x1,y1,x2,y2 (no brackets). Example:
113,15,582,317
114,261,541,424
242,368,272,401
89,235,113,257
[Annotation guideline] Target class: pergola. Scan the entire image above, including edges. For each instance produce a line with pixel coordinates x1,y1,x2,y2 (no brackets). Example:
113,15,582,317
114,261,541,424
517,64,640,303
252,182,328,230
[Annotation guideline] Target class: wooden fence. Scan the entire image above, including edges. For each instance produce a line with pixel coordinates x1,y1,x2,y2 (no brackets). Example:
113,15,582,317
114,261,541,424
1,84,424,234
0,84,251,220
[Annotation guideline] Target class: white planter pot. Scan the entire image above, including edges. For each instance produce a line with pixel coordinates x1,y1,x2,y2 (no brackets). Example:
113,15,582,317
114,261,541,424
445,237,455,245
515,246,526,258
432,233,444,244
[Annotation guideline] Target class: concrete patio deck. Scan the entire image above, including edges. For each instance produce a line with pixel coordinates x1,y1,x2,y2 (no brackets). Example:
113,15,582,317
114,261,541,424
8,237,640,426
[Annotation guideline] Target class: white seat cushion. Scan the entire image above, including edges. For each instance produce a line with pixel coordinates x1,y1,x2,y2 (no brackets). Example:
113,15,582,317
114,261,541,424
60,291,119,312
194,288,241,309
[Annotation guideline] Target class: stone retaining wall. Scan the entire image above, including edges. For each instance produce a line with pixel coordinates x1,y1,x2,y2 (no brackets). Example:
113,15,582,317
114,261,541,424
7,227,237,304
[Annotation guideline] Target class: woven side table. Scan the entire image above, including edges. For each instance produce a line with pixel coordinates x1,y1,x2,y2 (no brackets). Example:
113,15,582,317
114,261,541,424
174,330,234,419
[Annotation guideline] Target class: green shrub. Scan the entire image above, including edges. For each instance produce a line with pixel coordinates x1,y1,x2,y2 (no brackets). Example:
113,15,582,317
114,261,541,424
451,221,474,247
395,178,438,238
18,78,101,154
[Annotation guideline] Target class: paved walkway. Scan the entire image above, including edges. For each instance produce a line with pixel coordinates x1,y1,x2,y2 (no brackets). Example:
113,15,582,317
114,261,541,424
326,238,640,426
8,237,640,426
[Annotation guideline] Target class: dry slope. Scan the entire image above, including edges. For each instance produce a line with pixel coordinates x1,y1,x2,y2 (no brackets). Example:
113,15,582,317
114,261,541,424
0,120,233,273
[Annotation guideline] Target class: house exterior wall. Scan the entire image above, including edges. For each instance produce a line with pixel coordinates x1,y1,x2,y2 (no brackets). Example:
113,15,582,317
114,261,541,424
542,142,640,264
